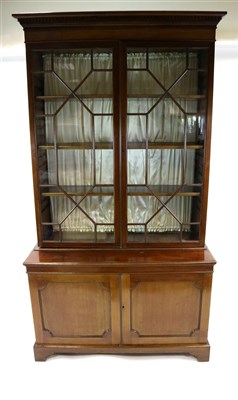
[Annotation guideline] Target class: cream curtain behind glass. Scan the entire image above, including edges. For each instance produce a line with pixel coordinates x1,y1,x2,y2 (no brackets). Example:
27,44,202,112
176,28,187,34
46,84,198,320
44,52,197,233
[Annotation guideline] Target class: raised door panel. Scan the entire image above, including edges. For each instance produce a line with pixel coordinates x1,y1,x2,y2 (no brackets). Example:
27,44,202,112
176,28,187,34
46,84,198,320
121,273,212,344
28,273,120,345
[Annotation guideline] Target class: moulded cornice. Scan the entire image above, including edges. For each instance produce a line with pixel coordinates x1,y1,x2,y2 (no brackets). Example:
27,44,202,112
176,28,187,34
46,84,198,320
12,11,227,30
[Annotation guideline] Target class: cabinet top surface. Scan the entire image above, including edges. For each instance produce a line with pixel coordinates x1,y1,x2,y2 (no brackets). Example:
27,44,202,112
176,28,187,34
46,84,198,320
24,248,216,267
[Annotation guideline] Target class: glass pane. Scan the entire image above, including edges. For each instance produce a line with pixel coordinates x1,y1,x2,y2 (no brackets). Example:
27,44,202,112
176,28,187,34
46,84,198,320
81,98,113,114
61,204,96,241
57,150,94,186
53,52,92,91
80,195,114,224
53,101,93,143
127,114,147,142
127,226,145,243
94,115,113,142
93,50,113,69
32,50,52,72
40,194,53,224
128,196,160,225
127,98,158,114
96,226,115,243
127,150,146,184
147,99,186,142
188,50,208,70
77,72,113,96
96,150,114,184
127,71,164,96
38,149,56,185
148,196,190,231
148,149,184,186
170,69,197,95
127,50,147,69
170,70,207,96
182,223,200,241
147,149,198,186
149,51,186,87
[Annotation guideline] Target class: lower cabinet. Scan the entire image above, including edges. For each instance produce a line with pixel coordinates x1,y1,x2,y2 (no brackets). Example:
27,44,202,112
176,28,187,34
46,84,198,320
28,269,212,361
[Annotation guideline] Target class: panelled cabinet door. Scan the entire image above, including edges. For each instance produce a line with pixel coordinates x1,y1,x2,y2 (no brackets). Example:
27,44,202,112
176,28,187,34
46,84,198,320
121,273,212,344
28,274,120,345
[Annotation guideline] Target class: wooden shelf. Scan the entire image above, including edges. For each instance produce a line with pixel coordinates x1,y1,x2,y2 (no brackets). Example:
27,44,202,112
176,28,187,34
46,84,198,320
36,94,113,100
127,185,201,197
127,94,205,99
41,185,114,197
40,184,201,197
36,94,205,100
39,142,113,150
127,142,203,150
39,141,203,150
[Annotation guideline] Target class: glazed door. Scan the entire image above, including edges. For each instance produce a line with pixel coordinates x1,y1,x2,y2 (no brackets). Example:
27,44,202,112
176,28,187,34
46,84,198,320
121,273,212,344
31,44,120,247
121,45,211,247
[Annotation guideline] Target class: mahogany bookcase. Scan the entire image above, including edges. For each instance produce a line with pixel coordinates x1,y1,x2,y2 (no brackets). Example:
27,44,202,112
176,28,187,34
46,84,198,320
13,11,226,361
